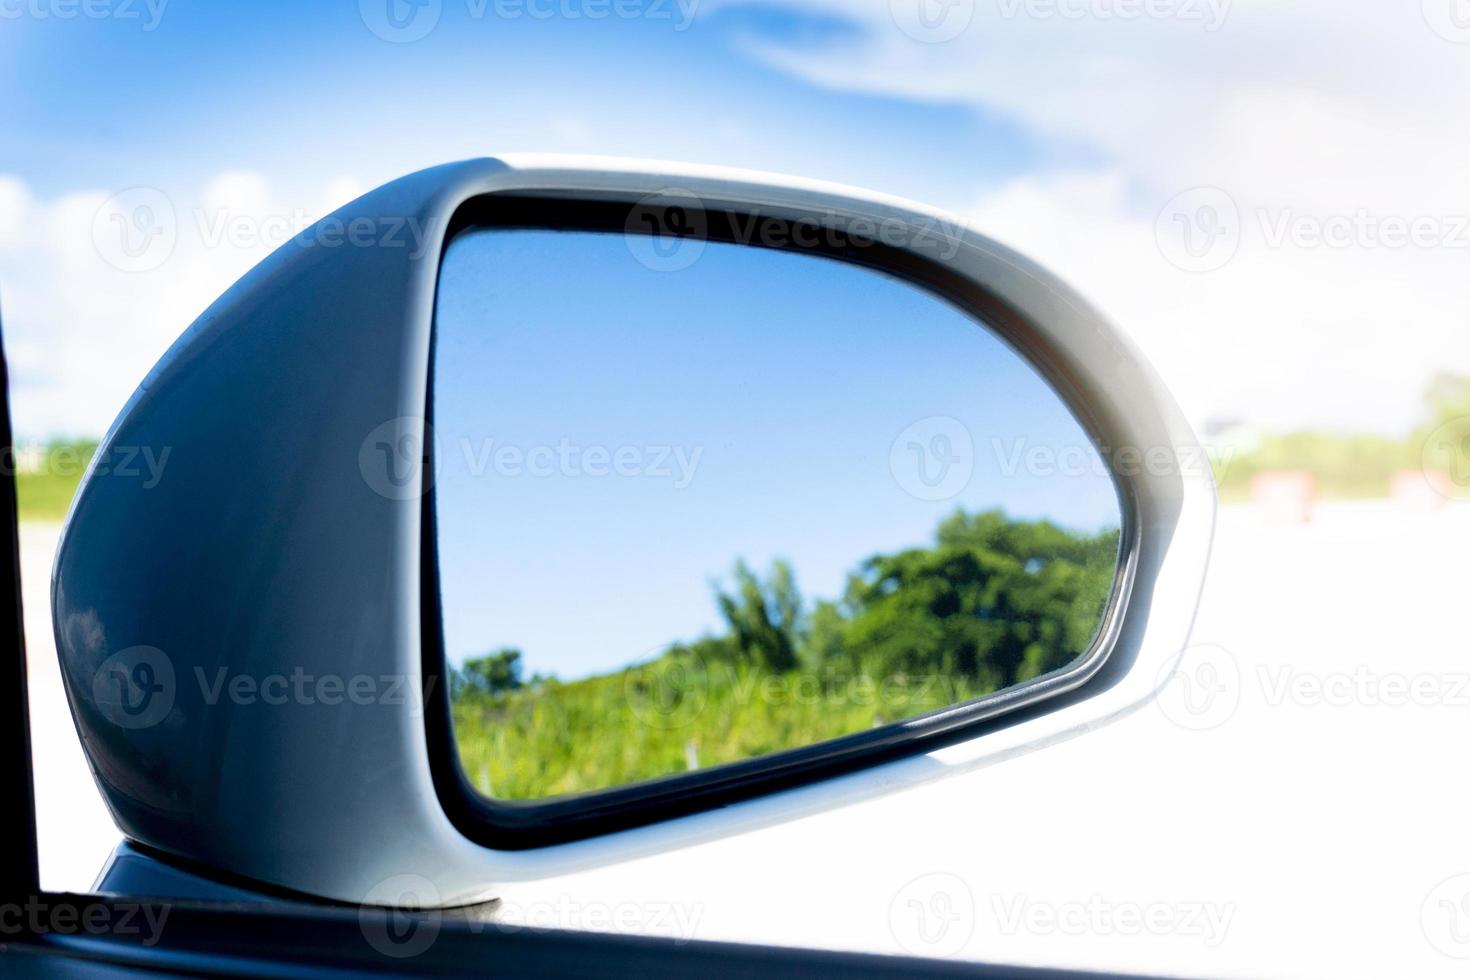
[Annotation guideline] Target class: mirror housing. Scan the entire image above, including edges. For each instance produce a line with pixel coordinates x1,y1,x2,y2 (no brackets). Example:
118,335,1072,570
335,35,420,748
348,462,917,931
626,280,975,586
54,157,1213,906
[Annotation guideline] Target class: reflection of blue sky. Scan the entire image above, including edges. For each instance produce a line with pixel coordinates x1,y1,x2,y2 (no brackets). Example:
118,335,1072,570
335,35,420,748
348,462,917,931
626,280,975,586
434,230,1118,677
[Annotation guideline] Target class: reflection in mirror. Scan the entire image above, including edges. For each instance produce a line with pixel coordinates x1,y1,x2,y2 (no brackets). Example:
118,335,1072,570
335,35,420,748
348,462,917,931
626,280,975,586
433,227,1121,802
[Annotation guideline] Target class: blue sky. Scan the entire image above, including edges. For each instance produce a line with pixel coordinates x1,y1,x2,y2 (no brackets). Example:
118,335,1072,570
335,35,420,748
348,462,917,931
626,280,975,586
433,228,1119,675
0,4,1057,201
3,0,1468,441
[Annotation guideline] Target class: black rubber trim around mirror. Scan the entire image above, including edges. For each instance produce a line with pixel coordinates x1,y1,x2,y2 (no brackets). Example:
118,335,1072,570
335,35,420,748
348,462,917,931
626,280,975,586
421,195,1142,850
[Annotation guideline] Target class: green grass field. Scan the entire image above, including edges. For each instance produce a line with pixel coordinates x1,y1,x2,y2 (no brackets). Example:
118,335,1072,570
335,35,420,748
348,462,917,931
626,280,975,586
18,470,84,521
453,659,993,800
15,441,97,522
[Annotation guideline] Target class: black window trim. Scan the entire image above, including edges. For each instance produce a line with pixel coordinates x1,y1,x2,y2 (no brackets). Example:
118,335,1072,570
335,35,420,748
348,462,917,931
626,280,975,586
0,300,39,910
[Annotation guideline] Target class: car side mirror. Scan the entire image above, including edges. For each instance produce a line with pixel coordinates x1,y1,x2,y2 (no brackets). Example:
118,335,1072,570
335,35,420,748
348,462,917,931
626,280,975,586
54,157,1213,907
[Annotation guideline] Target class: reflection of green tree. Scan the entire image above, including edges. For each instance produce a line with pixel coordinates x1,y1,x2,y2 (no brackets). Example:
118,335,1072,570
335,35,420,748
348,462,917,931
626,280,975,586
714,559,802,673
685,510,1117,690
838,510,1117,689
452,508,1120,800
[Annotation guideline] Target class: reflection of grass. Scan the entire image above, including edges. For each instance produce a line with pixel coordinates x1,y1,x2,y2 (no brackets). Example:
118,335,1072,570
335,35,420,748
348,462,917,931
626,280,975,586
453,660,991,801
452,509,1117,802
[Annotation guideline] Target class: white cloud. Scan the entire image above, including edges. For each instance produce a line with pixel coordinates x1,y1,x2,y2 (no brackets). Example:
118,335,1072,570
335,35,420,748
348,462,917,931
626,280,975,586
321,175,368,214
713,0,1470,434
0,173,362,438
0,176,30,247
202,171,271,218
965,170,1470,436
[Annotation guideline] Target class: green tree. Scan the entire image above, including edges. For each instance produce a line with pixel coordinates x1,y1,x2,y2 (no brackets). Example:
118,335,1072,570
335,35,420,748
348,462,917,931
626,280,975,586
456,648,525,698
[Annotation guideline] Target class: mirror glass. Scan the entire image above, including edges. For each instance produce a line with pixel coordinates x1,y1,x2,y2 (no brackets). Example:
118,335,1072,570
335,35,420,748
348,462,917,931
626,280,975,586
433,225,1121,802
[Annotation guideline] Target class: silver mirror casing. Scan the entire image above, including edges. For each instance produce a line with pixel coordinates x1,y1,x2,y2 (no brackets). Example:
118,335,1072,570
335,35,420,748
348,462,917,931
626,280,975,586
54,157,1214,906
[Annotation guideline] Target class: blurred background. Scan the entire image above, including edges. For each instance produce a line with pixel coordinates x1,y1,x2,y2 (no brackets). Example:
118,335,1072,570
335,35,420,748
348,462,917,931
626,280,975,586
5,2,1470,977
